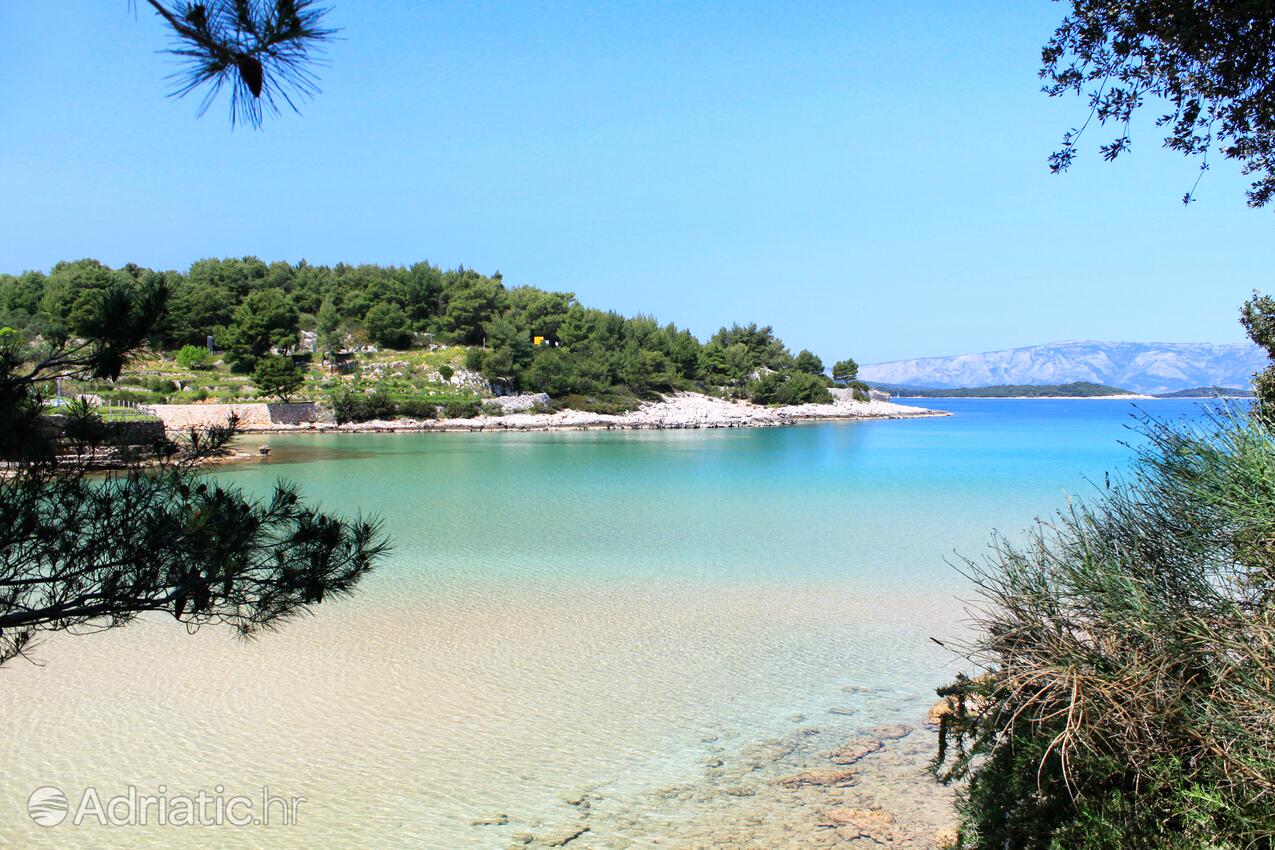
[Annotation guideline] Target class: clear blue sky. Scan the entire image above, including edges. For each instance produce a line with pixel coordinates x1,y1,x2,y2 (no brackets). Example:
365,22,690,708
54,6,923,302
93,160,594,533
1,1,1270,362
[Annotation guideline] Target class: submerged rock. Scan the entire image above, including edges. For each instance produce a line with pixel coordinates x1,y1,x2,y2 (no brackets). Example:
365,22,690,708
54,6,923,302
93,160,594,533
871,723,913,740
819,807,898,843
776,768,858,788
829,737,884,765
536,824,589,846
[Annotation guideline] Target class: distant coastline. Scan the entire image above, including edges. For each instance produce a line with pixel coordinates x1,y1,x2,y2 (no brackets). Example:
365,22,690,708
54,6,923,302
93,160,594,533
860,341,1266,395
873,381,1255,400
893,393,1152,400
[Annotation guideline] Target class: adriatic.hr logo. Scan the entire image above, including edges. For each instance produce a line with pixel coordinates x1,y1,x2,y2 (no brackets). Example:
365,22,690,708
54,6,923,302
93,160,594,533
27,786,70,827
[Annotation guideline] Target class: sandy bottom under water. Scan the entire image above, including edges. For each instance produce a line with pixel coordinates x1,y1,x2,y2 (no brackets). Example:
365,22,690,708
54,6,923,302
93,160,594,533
0,578,962,849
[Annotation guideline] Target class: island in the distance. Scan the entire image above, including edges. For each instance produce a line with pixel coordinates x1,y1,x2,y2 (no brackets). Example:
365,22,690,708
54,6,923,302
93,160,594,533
871,381,1144,398
1153,386,1255,399
870,381,1256,399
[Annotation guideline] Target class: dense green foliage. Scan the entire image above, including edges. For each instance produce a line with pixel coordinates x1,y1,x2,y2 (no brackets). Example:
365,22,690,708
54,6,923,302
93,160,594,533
363,302,413,349
935,406,1275,849
0,258,859,409
330,387,481,424
747,370,833,406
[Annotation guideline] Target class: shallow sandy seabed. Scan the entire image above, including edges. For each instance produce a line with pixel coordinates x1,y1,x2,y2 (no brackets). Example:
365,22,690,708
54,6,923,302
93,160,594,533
0,582,962,850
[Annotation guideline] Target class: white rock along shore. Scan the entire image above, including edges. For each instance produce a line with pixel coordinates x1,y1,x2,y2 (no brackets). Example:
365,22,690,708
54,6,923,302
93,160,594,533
219,389,947,434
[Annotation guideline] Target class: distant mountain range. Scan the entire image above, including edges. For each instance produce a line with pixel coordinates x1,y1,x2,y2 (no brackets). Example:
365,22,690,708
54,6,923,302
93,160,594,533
860,341,1267,395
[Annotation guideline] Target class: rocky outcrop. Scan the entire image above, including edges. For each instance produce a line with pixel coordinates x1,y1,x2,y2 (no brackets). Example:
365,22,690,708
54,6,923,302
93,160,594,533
490,393,551,414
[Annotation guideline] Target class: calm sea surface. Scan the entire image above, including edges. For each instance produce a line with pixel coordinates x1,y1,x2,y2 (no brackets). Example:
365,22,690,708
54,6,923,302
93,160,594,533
0,399,1225,848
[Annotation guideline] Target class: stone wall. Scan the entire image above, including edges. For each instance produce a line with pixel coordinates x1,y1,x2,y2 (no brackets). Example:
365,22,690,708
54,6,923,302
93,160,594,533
141,402,321,431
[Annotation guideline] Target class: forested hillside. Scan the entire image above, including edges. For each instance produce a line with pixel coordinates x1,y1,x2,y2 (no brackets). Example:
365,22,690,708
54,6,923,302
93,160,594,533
0,258,862,416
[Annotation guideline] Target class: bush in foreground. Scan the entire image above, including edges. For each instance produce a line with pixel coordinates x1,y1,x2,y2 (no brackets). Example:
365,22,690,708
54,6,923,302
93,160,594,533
935,407,1275,850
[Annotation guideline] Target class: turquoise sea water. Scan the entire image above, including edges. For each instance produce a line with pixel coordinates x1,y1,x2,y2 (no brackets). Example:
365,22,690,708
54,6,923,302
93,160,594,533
0,399,1228,849
227,398,1217,593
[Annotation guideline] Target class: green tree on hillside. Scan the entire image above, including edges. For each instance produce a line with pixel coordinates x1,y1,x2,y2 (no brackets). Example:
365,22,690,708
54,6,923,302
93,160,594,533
480,315,533,390
315,297,343,353
186,256,271,298
363,303,413,349
0,271,46,332
748,370,832,406
794,349,824,376
832,358,859,384
441,275,505,345
163,278,235,347
225,288,299,368
705,323,792,373
38,260,139,340
507,288,575,340
556,305,598,350
253,355,305,401
701,341,754,393
619,344,677,396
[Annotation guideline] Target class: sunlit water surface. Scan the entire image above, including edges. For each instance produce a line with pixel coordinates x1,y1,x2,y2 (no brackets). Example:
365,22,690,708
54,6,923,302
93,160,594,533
0,400,1222,847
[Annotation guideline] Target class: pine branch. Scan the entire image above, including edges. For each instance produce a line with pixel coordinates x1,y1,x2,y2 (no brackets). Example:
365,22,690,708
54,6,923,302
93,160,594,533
143,0,336,128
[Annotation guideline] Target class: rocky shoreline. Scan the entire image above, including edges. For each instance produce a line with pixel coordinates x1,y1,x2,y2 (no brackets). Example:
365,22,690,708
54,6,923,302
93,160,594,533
162,390,947,437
